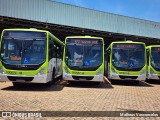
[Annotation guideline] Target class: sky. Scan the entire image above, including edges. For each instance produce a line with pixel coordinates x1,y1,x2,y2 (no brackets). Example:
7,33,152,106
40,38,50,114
54,0,160,22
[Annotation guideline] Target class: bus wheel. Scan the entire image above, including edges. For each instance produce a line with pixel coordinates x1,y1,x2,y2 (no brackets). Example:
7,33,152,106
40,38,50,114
107,63,110,78
51,69,56,84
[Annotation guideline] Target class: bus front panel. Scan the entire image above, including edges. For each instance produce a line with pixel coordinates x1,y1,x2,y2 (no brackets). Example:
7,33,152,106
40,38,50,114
0,30,49,83
109,43,146,81
63,37,104,82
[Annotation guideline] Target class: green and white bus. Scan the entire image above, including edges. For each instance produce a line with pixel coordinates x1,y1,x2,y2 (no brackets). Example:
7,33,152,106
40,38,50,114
62,36,105,82
0,28,64,86
106,41,146,81
146,45,160,80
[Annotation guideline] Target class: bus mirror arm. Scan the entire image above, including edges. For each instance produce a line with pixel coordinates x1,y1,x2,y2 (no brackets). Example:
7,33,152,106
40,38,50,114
108,49,111,55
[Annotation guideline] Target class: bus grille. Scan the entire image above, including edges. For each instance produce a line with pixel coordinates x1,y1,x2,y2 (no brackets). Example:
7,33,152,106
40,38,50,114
119,75,138,79
72,76,94,80
7,76,34,82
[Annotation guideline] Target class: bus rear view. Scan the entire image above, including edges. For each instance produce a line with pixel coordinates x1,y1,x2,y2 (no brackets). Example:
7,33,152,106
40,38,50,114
107,41,146,81
63,36,104,82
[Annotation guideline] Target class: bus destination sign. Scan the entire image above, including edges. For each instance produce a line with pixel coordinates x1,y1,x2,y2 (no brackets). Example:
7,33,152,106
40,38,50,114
67,38,102,44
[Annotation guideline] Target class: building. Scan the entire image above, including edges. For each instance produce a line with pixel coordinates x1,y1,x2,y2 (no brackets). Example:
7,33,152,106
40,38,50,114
0,0,160,45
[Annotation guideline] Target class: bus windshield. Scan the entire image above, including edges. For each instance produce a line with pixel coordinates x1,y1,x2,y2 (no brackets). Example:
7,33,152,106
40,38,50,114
65,38,103,70
112,43,145,71
1,31,46,65
151,47,160,70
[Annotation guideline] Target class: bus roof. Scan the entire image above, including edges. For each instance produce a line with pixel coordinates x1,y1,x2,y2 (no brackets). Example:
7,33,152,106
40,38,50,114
65,36,103,40
107,41,145,50
2,28,48,33
65,36,104,45
1,28,64,46
110,41,145,44
147,45,160,48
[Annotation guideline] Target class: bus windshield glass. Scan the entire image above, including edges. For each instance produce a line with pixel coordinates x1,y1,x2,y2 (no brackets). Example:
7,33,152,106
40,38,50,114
65,38,103,69
151,47,160,70
1,31,46,65
112,43,145,70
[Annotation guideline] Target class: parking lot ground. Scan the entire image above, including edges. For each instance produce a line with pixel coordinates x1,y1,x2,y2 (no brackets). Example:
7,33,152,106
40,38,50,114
0,80,160,120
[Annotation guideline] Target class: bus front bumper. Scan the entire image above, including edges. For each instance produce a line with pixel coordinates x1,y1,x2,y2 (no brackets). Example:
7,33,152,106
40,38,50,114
147,74,160,80
0,73,48,83
63,73,103,82
109,73,146,81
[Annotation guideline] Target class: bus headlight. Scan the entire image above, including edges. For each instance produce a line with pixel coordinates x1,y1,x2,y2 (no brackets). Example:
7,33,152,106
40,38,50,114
97,68,103,75
64,66,70,74
37,67,46,75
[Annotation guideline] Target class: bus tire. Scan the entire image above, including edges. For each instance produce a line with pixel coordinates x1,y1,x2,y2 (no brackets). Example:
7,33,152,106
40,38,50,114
107,63,110,78
104,61,107,77
52,69,56,84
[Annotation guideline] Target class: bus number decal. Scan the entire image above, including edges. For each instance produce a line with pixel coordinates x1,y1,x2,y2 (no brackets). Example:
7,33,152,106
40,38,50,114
72,71,82,75
6,71,16,75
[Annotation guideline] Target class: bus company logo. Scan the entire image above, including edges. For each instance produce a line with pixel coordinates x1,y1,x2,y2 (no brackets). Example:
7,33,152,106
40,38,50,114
6,71,16,75
1,111,42,118
72,71,82,75
120,72,129,75
2,112,11,118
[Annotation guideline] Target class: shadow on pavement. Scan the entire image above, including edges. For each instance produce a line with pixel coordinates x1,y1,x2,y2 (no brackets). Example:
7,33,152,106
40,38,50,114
146,79,160,85
65,81,113,89
1,82,64,92
110,80,153,87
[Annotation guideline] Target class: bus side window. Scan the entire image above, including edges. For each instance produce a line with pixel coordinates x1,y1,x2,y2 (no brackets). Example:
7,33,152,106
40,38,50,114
49,37,57,60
